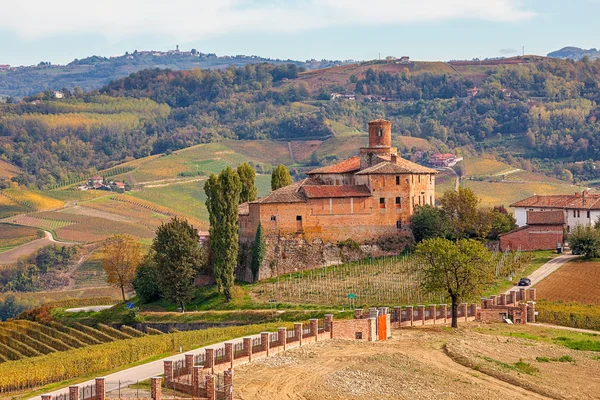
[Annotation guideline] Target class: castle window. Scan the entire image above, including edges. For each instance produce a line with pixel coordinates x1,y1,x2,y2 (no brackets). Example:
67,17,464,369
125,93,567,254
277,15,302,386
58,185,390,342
418,175,421,183
429,196,433,205
396,220,402,230
270,215,276,221
378,128,383,137
396,176,400,185
296,215,302,221
395,197,401,208
405,178,409,184
379,198,386,209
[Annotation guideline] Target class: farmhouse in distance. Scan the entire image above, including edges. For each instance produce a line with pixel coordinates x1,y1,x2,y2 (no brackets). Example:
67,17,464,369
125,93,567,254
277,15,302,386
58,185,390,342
238,119,436,280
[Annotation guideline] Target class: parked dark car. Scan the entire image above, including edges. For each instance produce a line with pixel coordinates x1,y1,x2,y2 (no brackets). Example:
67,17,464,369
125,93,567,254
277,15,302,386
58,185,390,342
518,278,531,286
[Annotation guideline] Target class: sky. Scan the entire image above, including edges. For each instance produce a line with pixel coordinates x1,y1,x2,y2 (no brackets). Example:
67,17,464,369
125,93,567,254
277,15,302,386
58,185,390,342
0,0,598,66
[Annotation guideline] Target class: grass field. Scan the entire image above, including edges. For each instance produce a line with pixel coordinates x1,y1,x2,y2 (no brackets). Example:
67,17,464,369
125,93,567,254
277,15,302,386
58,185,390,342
0,225,43,253
536,259,600,304
464,156,514,176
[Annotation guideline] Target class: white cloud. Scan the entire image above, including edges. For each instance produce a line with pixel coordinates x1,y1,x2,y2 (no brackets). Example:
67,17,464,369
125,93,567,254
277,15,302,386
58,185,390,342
1,0,535,40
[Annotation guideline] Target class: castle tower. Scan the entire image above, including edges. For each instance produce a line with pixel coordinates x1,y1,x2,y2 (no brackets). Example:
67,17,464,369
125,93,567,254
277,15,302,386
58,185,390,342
360,119,397,169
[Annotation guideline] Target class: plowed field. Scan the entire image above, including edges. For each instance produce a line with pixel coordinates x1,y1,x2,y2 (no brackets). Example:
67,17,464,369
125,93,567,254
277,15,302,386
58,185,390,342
536,260,600,304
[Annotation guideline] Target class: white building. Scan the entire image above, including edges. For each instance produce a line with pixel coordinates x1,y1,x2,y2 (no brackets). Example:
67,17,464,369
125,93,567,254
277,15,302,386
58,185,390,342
510,192,600,232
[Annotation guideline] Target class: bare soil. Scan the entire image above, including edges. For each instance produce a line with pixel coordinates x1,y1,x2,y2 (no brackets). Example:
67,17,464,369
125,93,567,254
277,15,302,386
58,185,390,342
536,260,600,304
233,325,600,400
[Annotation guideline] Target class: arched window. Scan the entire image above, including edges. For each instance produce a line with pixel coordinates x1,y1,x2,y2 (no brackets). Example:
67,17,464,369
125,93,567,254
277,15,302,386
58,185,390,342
378,128,383,137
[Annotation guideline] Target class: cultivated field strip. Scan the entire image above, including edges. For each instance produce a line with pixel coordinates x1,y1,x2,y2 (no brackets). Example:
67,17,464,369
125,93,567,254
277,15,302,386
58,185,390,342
0,320,145,364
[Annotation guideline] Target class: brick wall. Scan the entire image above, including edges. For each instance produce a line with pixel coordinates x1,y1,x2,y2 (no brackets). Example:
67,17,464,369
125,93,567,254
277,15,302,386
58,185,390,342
331,318,376,341
500,224,564,251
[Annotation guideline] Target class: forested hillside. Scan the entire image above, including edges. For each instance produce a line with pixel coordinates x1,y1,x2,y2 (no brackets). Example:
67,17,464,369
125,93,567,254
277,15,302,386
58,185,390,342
4,57,600,188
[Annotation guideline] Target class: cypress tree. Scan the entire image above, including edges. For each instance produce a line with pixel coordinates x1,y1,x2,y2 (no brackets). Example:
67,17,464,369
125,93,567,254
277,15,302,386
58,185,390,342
271,164,293,191
251,223,266,281
237,162,258,203
204,167,242,301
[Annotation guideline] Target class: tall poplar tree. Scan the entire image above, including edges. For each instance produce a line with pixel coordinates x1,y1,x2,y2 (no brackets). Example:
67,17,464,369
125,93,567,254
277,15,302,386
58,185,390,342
237,162,258,203
251,223,266,281
271,164,292,191
205,167,242,301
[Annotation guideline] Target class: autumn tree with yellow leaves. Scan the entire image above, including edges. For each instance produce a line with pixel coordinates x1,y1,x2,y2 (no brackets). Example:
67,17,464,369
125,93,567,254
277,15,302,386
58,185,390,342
101,234,143,302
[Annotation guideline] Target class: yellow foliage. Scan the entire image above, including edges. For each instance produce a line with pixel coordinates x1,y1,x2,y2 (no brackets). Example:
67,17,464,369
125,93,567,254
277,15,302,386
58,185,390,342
2,189,64,211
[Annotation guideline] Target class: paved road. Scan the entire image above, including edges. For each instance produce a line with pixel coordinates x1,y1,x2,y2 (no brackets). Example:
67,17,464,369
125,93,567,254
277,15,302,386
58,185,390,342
504,254,579,294
29,333,259,400
529,323,600,335
0,230,68,265
64,305,114,313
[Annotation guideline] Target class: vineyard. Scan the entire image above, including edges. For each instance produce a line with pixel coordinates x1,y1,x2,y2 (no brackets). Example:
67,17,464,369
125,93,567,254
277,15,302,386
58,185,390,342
536,301,600,331
536,259,600,304
0,287,123,306
0,320,147,365
0,188,64,211
0,225,42,252
252,252,527,307
0,321,292,394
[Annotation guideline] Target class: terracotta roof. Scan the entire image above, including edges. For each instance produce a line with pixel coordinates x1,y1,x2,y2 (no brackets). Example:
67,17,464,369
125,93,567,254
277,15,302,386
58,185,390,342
251,178,314,204
303,185,371,199
238,202,249,216
356,159,436,175
307,156,361,175
527,210,565,225
511,194,600,210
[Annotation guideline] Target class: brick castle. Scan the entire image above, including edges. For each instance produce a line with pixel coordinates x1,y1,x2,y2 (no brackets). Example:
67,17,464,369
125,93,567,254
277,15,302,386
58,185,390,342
237,119,437,281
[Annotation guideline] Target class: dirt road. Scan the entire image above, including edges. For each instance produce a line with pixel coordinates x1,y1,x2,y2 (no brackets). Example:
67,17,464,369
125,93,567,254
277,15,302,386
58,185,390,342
234,329,552,400
0,230,73,265
504,253,579,294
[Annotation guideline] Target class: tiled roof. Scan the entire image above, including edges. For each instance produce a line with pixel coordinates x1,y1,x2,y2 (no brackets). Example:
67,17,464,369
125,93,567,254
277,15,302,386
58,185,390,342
527,210,565,225
356,159,436,175
303,185,371,199
511,194,600,210
251,178,317,204
307,156,361,175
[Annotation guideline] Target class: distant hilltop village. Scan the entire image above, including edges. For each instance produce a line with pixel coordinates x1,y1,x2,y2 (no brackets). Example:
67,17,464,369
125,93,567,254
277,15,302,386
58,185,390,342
237,119,437,281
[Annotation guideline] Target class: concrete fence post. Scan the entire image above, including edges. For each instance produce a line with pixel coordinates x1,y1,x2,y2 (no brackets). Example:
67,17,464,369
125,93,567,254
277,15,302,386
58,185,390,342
527,301,536,323
261,332,270,355
499,293,506,306
294,323,303,346
185,353,194,374
192,366,202,397
489,295,497,306
151,377,162,400
417,305,425,325
440,304,447,324
310,319,318,342
224,368,234,400
393,306,402,325
278,327,287,349
405,306,414,326
163,360,173,384
519,288,526,302
509,291,517,305
520,303,528,324
469,303,477,318
243,337,252,362
367,318,376,341
428,304,436,324
95,378,106,400
225,342,233,368
205,348,215,373
69,386,79,400
206,374,216,400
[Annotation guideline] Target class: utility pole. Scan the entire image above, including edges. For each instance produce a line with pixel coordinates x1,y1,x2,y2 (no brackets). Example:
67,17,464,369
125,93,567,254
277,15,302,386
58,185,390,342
522,46,525,57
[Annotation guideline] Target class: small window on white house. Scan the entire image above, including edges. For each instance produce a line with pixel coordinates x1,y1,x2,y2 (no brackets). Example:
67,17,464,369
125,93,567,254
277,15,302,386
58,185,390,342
588,210,591,219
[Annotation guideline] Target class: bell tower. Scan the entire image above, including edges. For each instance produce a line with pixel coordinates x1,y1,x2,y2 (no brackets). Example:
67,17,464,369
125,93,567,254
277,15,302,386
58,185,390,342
360,119,397,169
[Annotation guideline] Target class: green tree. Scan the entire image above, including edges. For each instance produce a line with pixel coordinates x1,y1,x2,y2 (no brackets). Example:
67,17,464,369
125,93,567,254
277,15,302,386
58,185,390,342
237,162,258,203
205,167,242,301
251,223,266,281
271,164,292,191
415,238,493,328
440,187,491,239
152,217,205,312
569,225,600,259
487,207,517,240
132,252,161,304
410,205,452,243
